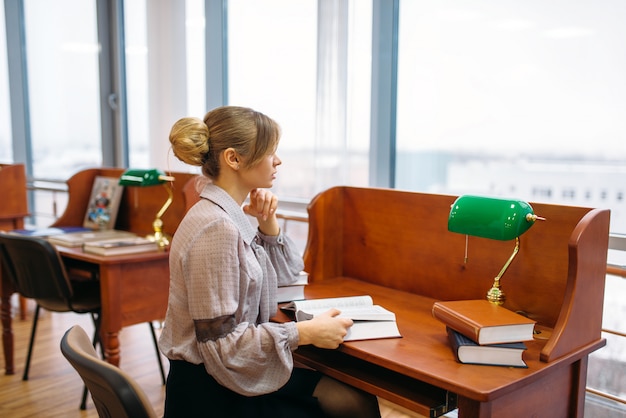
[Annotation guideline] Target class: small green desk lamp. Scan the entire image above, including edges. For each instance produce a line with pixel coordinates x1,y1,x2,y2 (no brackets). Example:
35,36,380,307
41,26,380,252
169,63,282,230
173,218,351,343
119,168,175,249
448,195,544,305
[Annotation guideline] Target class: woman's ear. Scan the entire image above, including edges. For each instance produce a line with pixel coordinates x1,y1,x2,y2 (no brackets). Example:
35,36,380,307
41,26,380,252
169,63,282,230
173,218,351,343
223,148,240,170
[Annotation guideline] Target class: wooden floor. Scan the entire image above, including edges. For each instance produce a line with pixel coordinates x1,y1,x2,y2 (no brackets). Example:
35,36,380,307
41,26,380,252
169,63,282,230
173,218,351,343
0,297,424,418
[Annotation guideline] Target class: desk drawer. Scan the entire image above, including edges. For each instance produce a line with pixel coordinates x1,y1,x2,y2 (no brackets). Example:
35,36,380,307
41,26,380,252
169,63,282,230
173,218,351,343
294,346,457,418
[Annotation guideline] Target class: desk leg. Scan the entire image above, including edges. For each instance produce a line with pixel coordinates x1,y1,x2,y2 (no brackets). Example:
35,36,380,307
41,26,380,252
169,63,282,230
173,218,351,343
102,331,121,367
457,397,491,418
98,263,123,368
1,266,15,375
456,361,585,418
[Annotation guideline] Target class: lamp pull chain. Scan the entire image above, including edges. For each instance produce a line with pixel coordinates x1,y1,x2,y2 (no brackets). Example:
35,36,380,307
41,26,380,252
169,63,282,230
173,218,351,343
464,234,469,264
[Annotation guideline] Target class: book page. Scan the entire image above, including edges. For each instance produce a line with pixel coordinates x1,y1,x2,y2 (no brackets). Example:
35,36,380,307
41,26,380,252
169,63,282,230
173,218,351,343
286,295,396,322
288,295,373,313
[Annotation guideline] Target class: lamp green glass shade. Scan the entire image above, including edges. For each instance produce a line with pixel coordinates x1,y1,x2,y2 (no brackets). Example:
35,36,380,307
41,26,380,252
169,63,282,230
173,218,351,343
119,168,173,186
448,195,538,241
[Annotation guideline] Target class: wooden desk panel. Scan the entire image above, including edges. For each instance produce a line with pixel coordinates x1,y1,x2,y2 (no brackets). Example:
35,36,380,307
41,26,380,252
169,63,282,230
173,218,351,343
0,163,28,230
298,186,610,418
58,246,170,367
293,278,604,418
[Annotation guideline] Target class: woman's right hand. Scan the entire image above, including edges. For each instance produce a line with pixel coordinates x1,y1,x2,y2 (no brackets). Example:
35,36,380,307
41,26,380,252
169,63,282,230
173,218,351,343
296,309,353,349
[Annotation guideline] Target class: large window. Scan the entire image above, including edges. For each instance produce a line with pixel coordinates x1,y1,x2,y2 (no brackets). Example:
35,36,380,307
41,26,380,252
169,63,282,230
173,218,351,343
124,0,150,168
124,0,206,170
24,0,102,180
396,0,626,234
228,0,372,200
0,0,12,162
397,1,626,410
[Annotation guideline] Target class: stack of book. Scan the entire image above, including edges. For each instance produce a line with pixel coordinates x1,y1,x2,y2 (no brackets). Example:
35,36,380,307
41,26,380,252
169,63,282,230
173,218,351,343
48,229,136,247
277,272,309,303
82,236,160,256
432,299,536,368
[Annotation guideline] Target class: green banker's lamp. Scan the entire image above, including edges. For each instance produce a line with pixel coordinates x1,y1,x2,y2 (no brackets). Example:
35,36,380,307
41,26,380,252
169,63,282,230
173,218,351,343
448,195,544,305
119,168,175,249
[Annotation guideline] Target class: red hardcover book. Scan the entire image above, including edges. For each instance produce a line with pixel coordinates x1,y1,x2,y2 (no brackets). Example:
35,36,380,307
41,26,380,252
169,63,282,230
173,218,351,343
432,299,536,345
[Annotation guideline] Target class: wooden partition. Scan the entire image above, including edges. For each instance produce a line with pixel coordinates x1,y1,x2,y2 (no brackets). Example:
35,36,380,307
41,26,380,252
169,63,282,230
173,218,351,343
297,186,610,417
0,163,28,231
51,167,198,236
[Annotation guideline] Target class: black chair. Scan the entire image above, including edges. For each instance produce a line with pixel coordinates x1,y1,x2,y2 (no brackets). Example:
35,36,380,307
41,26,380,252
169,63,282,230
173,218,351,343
0,233,165,410
61,325,158,418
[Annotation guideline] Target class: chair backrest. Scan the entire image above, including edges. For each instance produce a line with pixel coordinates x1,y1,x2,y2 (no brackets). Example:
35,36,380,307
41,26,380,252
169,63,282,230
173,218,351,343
60,325,158,418
0,233,74,303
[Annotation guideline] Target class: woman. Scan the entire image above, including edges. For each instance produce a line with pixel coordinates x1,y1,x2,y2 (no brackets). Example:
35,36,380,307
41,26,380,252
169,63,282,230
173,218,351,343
159,106,380,418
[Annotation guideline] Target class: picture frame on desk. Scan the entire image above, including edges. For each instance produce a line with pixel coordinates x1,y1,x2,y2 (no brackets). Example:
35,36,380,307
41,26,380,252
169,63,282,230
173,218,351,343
83,176,123,230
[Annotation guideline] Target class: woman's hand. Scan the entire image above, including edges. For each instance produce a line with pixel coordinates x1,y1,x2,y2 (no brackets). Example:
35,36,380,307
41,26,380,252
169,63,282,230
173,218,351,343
296,309,354,349
243,188,280,235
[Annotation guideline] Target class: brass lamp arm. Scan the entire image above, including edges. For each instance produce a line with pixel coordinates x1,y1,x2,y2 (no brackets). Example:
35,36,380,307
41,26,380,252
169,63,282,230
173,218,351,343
486,236,520,305
155,184,173,220
495,236,520,282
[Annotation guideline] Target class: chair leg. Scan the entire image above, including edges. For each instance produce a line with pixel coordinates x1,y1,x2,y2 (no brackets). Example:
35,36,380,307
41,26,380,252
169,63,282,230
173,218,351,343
80,312,102,410
90,312,104,358
22,305,41,381
80,386,89,411
148,322,166,385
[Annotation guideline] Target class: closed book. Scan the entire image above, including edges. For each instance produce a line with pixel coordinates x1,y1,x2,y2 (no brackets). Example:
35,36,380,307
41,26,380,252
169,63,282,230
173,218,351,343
82,237,159,256
48,230,136,247
432,299,535,345
9,226,92,237
446,327,528,368
277,272,309,303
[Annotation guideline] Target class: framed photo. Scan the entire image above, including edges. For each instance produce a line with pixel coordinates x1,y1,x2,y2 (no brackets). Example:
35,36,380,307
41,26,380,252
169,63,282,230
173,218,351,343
83,176,124,230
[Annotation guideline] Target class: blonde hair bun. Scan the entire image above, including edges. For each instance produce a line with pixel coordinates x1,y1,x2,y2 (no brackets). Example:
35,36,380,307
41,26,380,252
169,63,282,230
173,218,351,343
169,117,210,167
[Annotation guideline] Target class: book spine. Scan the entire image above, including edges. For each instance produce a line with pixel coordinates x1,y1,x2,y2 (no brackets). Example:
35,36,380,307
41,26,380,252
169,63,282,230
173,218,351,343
432,303,481,343
446,327,463,363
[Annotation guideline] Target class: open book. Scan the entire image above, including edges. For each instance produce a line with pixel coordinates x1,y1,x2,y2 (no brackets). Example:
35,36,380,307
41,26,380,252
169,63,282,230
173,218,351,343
282,295,401,341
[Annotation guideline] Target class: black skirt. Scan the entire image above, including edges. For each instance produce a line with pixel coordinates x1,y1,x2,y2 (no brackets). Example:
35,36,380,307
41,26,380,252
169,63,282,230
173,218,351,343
164,360,327,418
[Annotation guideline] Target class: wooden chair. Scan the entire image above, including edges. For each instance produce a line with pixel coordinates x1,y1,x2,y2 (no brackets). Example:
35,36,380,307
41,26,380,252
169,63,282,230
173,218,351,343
0,233,165,409
61,325,158,418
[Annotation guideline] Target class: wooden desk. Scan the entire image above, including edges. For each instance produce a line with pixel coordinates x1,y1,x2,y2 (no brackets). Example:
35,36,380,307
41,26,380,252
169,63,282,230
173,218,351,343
56,246,170,367
293,186,610,418
0,163,29,372
1,167,198,374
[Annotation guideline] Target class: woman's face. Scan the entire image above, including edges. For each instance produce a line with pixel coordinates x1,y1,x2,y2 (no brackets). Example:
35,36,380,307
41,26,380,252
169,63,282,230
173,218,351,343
240,149,282,190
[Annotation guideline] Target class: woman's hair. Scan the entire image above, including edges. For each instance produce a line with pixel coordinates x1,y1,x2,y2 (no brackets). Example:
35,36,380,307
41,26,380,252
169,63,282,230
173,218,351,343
169,106,281,179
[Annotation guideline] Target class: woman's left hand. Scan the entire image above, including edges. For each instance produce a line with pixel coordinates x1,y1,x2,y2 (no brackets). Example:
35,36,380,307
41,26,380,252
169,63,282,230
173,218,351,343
243,189,280,235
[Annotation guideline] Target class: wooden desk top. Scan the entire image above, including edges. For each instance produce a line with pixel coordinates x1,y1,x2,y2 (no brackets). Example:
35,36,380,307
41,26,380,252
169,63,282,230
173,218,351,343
290,277,605,405
56,244,169,265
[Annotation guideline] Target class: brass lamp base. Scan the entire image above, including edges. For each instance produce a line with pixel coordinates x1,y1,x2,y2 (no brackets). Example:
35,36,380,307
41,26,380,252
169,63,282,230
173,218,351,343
486,278,505,305
147,218,171,249
145,183,174,249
